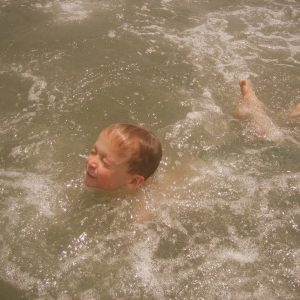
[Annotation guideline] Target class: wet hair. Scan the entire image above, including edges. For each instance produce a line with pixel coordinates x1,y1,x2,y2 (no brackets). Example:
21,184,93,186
102,123,162,180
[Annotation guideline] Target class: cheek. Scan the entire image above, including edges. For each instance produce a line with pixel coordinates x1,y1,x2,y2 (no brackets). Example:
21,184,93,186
97,167,112,181
97,168,120,189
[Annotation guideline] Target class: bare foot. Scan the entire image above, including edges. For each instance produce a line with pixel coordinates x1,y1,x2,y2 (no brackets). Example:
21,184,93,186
289,101,300,117
235,80,265,119
239,79,250,96
235,80,283,141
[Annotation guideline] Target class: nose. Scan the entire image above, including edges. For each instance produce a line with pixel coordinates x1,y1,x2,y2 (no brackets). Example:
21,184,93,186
87,156,98,169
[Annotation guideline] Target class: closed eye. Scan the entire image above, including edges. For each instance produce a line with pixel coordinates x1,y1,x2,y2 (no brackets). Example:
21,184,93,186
102,158,111,168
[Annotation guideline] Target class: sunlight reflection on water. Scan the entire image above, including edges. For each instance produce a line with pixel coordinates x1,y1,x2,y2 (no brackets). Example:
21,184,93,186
0,0,300,299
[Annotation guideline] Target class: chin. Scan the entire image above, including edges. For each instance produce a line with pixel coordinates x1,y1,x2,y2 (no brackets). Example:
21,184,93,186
84,179,92,187
84,175,96,187
84,177,105,189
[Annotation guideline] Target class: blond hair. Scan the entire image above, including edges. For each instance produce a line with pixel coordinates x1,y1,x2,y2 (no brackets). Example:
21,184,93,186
102,124,162,179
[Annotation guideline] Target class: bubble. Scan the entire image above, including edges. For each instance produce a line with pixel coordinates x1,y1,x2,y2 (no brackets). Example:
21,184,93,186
108,30,116,38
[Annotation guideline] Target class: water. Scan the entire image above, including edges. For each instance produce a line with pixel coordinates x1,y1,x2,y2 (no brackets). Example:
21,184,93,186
0,0,300,299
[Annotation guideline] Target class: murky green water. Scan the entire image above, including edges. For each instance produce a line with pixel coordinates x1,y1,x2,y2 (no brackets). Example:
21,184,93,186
0,0,300,299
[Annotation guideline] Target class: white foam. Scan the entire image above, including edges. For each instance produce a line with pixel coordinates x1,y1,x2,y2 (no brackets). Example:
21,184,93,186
161,4,299,81
27,77,47,102
0,255,42,292
162,90,231,158
0,169,56,217
79,289,100,300
34,0,89,22
178,20,253,82
0,111,36,135
1,2,299,299
0,0,10,8
108,30,117,38
186,111,205,121
218,248,258,264
10,66,47,103
59,0,89,21
130,231,165,299
33,0,118,23
259,172,300,195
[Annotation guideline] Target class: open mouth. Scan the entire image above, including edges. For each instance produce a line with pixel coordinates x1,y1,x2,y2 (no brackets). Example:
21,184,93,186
86,169,96,178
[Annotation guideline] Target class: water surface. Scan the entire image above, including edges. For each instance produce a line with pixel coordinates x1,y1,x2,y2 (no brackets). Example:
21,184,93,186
0,0,300,299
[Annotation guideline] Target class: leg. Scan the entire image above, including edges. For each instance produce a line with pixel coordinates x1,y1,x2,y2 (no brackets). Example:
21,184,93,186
234,80,282,141
289,101,300,117
235,80,265,119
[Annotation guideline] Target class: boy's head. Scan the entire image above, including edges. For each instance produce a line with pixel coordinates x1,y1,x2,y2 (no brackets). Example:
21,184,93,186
85,123,162,190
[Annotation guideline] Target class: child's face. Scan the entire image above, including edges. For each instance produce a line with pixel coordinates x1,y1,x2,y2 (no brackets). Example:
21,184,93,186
85,131,143,190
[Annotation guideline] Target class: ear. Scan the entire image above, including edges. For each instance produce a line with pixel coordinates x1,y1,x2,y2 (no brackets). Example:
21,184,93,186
127,175,145,190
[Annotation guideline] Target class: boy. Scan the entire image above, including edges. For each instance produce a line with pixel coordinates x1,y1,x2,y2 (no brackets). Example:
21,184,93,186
85,123,162,190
